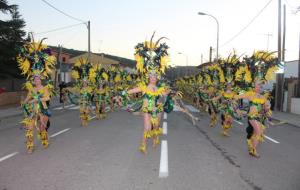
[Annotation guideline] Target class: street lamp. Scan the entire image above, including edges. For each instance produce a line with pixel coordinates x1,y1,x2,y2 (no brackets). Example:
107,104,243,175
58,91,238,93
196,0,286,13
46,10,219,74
198,12,219,60
178,52,189,76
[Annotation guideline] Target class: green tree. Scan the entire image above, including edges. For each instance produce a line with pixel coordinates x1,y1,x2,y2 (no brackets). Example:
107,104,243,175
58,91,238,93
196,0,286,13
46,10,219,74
0,0,27,78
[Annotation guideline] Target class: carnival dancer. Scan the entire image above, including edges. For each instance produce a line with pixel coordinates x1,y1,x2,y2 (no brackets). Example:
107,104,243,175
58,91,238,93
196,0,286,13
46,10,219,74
214,55,240,136
119,33,171,154
198,69,220,128
18,37,56,154
107,66,116,112
94,67,109,119
71,58,94,127
235,51,281,157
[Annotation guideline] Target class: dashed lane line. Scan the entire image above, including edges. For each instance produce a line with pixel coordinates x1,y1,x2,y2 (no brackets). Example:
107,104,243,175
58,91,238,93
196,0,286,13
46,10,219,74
0,152,18,163
50,128,71,138
234,120,280,144
159,140,169,178
163,122,167,135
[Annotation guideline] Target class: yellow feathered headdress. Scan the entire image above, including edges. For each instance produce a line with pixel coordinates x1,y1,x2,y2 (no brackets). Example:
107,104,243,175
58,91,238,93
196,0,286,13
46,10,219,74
134,32,169,81
17,37,56,80
71,57,94,84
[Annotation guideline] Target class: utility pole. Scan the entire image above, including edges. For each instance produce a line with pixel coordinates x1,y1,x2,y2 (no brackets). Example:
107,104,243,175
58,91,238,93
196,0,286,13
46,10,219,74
58,45,62,83
298,32,300,97
209,46,213,63
282,4,286,62
87,21,91,63
275,0,282,111
279,4,287,111
201,54,203,64
278,0,282,62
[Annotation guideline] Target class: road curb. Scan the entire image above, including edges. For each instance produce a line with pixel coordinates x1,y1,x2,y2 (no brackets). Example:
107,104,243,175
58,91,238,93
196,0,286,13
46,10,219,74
271,117,300,128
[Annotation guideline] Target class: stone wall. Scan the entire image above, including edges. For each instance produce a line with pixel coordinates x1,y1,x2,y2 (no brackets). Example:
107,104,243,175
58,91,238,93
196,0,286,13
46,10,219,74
0,91,26,106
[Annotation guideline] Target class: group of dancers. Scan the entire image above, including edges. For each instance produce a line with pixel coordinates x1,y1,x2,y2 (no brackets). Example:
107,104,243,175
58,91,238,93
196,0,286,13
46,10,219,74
17,33,189,154
68,58,142,127
17,33,281,158
175,51,281,157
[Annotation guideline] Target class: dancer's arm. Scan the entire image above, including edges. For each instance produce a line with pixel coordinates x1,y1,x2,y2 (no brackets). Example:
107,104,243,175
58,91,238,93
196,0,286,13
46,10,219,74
234,93,249,101
127,87,142,95
212,93,222,101
174,98,199,125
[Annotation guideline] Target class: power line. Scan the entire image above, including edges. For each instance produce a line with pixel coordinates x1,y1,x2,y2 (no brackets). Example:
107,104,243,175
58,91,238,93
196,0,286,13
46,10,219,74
41,0,86,23
35,22,86,35
220,0,273,48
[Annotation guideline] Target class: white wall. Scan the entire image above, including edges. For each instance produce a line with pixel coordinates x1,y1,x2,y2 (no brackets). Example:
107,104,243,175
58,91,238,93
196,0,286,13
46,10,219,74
60,72,71,83
284,60,298,78
291,98,300,115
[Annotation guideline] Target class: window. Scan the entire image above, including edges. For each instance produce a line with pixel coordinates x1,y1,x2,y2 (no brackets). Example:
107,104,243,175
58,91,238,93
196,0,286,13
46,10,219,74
62,57,66,62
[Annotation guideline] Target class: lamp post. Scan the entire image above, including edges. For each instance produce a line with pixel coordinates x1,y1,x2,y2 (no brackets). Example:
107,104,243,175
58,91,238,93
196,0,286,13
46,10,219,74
198,12,219,60
178,52,189,76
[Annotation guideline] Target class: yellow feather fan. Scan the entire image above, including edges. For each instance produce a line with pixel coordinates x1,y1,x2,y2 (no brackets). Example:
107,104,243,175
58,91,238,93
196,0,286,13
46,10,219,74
89,68,96,84
115,74,121,83
102,72,109,81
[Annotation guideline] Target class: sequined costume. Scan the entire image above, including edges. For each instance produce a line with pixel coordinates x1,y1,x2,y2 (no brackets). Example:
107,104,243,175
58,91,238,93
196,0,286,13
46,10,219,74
120,33,171,154
17,37,56,153
71,58,94,127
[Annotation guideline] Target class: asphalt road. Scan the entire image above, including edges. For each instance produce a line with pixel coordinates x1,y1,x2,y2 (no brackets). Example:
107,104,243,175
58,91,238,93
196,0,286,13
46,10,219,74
0,105,299,190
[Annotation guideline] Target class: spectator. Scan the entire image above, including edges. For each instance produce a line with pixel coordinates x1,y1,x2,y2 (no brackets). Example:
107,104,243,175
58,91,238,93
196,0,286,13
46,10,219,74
59,82,67,103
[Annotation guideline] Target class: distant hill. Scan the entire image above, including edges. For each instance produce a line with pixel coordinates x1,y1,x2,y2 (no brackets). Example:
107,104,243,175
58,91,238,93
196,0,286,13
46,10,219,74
49,46,136,68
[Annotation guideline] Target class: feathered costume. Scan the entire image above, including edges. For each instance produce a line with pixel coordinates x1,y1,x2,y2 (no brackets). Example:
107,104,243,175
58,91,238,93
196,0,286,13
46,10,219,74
202,63,224,128
218,53,240,136
17,37,56,153
175,50,281,157
71,58,94,127
121,32,173,154
93,66,109,119
237,51,281,157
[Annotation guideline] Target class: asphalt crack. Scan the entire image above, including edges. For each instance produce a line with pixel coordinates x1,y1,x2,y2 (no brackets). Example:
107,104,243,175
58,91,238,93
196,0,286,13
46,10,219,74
194,123,262,190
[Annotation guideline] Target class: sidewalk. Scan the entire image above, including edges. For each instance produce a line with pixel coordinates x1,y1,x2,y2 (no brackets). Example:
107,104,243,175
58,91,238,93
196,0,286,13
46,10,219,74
271,111,300,128
0,96,62,120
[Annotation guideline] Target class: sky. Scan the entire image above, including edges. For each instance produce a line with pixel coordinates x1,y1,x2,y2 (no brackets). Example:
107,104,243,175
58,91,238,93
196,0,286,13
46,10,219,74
7,0,300,66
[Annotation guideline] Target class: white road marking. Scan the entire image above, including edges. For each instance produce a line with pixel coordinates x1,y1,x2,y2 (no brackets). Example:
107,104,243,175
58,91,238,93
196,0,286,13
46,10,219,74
53,107,63,110
53,104,75,110
234,120,244,125
264,135,280,144
232,120,280,144
164,112,167,120
65,104,75,108
0,152,18,163
69,105,80,110
159,140,168,178
185,105,200,113
163,122,167,135
50,128,71,138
